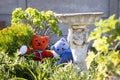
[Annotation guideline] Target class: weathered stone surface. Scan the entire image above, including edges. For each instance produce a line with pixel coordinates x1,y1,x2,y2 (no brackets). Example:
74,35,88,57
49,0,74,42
0,0,18,14
27,0,108,17
110,0,119,18
0,0,119,43
56,12,103,70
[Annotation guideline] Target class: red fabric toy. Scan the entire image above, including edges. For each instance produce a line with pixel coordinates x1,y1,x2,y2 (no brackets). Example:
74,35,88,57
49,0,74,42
20,35,58,61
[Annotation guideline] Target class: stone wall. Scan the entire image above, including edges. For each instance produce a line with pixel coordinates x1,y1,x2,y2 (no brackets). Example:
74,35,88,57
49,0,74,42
27,0,108,17
1,0,118,25
0,0,119,43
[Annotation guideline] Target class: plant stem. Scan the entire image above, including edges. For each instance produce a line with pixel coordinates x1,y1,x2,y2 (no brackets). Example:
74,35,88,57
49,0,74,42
43,22,49,36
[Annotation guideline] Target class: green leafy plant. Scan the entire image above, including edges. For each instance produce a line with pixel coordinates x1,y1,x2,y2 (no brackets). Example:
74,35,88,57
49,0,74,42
0,51,97,80
0,24,34,56
11,8,62,36
87,15,120,79
0,51,56,80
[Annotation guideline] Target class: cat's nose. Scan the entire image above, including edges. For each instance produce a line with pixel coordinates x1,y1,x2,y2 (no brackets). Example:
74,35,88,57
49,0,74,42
37,43,41,46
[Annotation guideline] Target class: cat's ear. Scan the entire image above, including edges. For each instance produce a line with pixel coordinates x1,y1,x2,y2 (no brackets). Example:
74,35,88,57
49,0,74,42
33,35,38,38
44,36,50,42
51,45,55,50
60,37,66,42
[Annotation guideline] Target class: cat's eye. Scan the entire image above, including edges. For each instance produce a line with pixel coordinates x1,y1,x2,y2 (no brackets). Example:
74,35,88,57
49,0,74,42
57,49,59,51
35,39,38,41
63,43,65,45
43,41,45,43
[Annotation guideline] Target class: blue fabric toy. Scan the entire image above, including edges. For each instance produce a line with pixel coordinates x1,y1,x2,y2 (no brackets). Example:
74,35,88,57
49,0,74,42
51,37,73,66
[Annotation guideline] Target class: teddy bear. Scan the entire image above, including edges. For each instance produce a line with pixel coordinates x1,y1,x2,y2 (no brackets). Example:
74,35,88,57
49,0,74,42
19,35,58,61
51,37,73,66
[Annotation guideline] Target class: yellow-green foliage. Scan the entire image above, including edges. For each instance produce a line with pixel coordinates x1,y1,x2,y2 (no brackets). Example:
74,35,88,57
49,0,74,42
0,51,96,80
87,15,120,79
0,24,34,56
11,8,62,36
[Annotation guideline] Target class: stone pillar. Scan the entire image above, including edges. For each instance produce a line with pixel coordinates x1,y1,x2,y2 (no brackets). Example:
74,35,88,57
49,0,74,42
67,24,89,70
56,12,103,71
